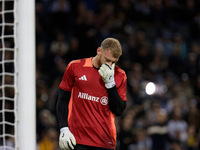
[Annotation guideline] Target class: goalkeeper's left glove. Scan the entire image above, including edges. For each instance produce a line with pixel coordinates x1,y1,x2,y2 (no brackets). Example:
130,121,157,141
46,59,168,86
98,63,116,89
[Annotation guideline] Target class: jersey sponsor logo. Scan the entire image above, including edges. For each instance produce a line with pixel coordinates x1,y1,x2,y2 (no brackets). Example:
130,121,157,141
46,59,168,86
78,92,99,102
79,75,87,81
78,92,108,105
100,96,108,105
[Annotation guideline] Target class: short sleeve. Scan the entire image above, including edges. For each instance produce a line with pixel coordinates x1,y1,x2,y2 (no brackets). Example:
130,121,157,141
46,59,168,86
59,61,75,91
117,73,127,101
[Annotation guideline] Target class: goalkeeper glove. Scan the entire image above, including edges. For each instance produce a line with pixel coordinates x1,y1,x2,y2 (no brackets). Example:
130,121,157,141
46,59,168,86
98,63,116,89
59,127,76,150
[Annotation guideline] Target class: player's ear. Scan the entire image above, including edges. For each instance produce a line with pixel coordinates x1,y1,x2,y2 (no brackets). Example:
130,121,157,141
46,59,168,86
97,47,102,55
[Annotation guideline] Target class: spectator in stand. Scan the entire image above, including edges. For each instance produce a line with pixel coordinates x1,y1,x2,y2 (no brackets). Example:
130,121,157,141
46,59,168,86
168,107,188,148
147,108,172,150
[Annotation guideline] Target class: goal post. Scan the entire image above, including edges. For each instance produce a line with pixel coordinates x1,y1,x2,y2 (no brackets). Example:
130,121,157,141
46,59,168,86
16,0,36,150
0,0,36,149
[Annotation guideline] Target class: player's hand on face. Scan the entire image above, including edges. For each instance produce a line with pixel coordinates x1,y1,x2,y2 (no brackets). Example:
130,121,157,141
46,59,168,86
98,63,116,89
59,127,76,150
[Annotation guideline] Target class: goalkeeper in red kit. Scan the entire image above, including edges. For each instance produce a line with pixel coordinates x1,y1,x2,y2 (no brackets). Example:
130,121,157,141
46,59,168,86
56,38,127,150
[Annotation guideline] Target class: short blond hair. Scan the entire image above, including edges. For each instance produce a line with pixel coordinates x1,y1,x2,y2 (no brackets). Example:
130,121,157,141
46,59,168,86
101,38,122,58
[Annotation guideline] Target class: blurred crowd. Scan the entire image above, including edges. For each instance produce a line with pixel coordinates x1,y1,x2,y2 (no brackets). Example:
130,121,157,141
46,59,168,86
35,0,200,150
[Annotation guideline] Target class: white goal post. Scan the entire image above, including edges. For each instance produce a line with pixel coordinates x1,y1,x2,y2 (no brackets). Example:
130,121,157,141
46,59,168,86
16,0,36,150
0,0,36,150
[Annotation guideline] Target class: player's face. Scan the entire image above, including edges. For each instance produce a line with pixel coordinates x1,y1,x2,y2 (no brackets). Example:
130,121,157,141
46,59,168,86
98,47,119,67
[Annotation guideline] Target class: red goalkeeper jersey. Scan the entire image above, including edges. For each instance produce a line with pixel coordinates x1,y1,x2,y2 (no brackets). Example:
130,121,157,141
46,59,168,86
59,57,127,149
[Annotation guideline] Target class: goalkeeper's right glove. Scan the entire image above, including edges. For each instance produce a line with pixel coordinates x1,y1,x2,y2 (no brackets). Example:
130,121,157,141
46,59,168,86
59,127,76,150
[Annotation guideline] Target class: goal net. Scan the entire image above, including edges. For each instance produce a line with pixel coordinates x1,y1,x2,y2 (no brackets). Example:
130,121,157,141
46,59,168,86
0,0,36,150
0,0,16,149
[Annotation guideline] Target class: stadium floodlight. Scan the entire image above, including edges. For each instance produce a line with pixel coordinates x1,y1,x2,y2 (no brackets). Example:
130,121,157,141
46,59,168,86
145,82,156,95
145,81,168,96
0,0,36,150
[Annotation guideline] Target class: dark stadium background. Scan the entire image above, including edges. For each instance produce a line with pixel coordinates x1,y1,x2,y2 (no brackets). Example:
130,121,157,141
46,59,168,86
35,0,200,150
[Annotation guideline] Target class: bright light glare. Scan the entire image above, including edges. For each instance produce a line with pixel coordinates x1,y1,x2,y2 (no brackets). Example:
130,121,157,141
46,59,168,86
145,82,156,95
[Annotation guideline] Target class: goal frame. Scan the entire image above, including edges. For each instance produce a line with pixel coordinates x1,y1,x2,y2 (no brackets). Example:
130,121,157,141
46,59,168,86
15,0,36,150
